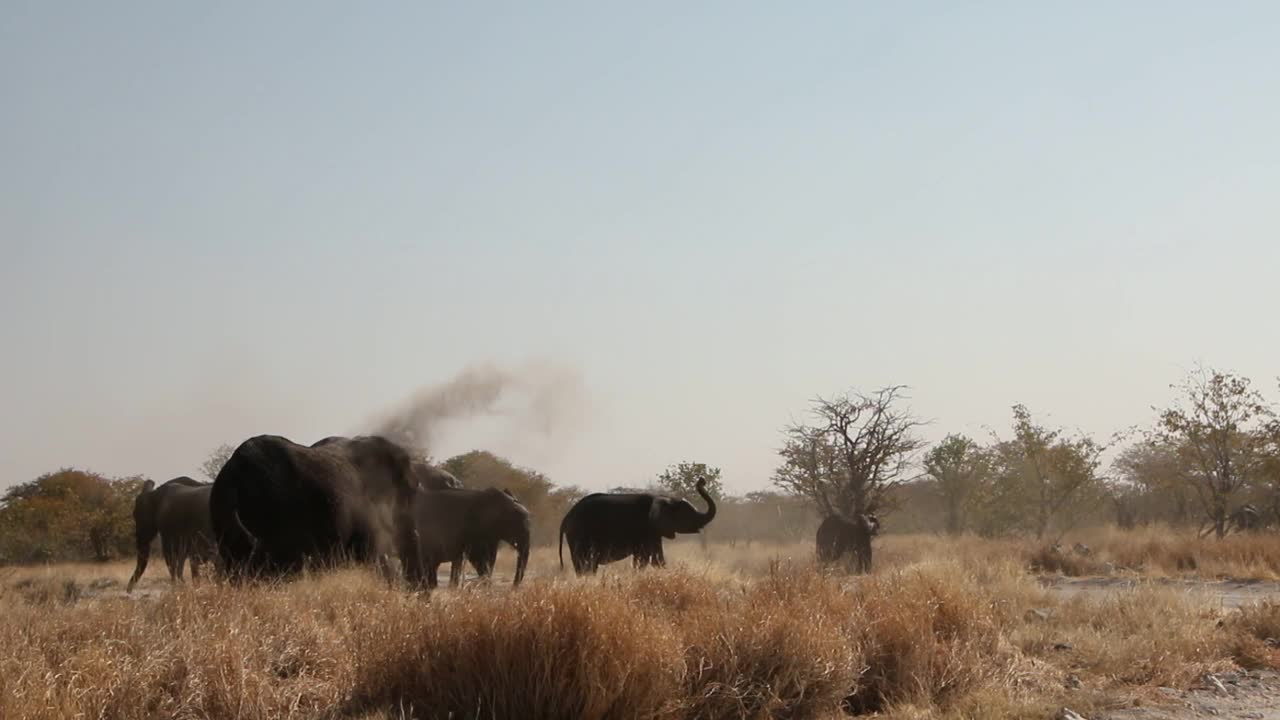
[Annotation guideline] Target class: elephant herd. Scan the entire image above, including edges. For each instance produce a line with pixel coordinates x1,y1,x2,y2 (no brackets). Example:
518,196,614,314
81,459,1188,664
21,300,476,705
126,433,724,592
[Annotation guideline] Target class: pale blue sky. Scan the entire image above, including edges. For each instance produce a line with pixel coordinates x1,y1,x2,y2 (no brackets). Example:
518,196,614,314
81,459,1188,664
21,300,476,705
3,3,1278,493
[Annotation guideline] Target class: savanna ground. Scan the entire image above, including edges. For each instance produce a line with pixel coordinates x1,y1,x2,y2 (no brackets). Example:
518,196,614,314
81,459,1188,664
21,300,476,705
6,528,1280,720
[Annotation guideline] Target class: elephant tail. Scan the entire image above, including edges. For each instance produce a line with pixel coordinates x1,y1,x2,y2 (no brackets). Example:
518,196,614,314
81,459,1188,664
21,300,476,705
558,514,567,570
208,452,260,579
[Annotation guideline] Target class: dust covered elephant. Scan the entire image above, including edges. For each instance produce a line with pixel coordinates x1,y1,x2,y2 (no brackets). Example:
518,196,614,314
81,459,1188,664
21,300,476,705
210,434,422,582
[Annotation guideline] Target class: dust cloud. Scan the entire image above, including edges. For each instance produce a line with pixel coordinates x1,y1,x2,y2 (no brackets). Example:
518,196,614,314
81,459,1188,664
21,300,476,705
369,362,587,457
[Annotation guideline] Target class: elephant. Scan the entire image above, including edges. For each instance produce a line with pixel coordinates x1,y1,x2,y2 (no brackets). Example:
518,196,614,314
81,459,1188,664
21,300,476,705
210,434,422,582
311,437,463,492
126,476,215,593
1229,504,1266,533
559,478,717,575
412,486,531,588
816,512,880,573
1200,503,1271,538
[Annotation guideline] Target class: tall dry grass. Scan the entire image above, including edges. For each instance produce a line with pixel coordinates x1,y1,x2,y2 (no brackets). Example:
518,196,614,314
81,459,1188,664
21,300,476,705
3,529,1279,719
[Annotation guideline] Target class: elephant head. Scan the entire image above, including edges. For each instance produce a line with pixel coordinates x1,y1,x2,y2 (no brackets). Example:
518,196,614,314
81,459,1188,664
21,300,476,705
475,488,532,585
413,460,463,491
861,512,881,537
649,477,717,539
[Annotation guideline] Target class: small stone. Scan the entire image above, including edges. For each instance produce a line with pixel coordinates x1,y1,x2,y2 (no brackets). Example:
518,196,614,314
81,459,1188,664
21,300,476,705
1026,608,1053,622
1053,642,1073,651
1055,708,1086,720
1064,674,1082,689
1203,674,1229,695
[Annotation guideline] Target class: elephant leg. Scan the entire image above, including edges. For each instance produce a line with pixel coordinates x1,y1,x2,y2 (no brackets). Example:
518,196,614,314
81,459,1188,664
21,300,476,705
571,547,588,576
426,561,440,589
162,543,180,583
654,542,666,568
189,556,201,583
449,554,463,587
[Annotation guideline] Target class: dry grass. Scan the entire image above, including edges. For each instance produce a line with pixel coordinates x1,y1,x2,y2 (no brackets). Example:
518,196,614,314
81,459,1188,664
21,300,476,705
3,530,1280,719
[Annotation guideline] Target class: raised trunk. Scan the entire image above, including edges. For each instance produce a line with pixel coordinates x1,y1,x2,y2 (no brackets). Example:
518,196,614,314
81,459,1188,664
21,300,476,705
394,498,423,588
694,483,717,528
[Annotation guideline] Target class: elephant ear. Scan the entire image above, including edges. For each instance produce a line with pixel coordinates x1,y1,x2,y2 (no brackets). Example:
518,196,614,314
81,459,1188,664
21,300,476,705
649,498,678,539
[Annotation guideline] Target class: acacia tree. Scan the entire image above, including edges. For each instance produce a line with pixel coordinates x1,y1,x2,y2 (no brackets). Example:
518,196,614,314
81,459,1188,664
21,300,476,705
1111,440,1193,527
1156,367,1273,539
988,405,1106,539
773,386,925,519
922,434,988,535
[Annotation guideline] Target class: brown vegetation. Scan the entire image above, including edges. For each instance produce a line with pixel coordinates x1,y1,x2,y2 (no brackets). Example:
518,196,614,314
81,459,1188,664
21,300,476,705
4,532,1279,720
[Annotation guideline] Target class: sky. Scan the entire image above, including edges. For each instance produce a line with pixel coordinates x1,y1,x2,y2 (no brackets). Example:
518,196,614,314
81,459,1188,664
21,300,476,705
3,2,1279,494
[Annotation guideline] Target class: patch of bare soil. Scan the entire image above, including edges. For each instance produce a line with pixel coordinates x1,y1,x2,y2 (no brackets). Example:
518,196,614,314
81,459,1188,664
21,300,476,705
1040,576,1280,610
1099,670,1280,719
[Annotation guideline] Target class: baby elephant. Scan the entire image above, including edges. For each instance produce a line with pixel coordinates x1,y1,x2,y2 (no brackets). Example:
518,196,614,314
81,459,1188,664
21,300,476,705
127,477,216,593
412,487,531,588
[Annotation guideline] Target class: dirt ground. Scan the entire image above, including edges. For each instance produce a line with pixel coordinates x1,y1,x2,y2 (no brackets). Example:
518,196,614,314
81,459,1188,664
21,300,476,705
1037,576,1280,719
1041,575,1280,610
1098,670,1280,719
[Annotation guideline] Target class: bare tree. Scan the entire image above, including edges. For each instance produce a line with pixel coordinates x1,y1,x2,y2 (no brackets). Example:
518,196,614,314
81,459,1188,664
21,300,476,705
200,443,236,481
1156,367,1273,539
773,385,925,518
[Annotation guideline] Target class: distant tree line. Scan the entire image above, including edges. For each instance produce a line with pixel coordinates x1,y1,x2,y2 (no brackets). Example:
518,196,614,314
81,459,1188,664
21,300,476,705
872,366,1280,540
3,364,1277,565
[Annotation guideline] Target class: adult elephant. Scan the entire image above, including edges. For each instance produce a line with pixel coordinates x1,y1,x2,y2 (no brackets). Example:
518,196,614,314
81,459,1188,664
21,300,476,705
412,487,531,588
816,512,880,574
559,478,716,575
126,476,215,593
210,434,422,582
1230,504,1266,533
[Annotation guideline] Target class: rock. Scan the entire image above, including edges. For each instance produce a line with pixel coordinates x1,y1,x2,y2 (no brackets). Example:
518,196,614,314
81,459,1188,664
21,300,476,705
1053,642,1073,651
1055,708,1086,720
1072,542,1092,556
1064,674,1081,689
1203,674,1229,695
1102,561,1116,574
1025,608,1053,622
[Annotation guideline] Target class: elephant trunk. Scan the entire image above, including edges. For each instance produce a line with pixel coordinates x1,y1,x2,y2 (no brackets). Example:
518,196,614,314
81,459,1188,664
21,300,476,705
512,523,531,587
694,480,717,529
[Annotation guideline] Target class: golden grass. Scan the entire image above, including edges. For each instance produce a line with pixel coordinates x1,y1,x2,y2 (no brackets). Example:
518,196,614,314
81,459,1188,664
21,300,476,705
4,529,1280,719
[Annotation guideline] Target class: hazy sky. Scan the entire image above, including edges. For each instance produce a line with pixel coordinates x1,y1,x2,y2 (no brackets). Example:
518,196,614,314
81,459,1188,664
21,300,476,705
3,3,1278,494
